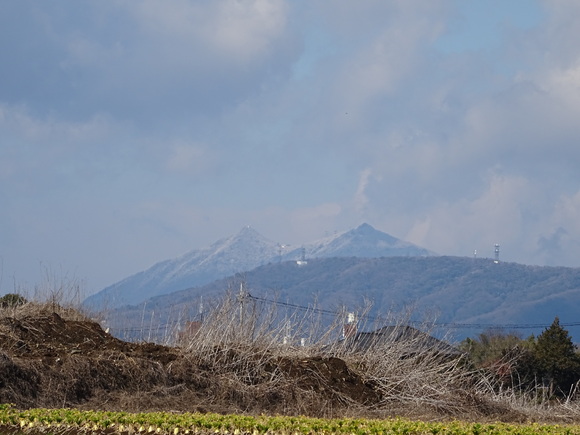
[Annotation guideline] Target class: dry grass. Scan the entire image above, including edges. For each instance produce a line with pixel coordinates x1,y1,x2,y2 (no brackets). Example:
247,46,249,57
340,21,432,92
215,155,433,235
1,273,89,322
173,289,580,422
176,289,361,416
2,278,580,422
173,290,504,419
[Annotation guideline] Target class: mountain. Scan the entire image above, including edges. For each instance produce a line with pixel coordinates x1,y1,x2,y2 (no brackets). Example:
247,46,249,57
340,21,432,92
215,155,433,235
102,256,580,343
84,226,280,309
85,223,431,309
288,223,435,259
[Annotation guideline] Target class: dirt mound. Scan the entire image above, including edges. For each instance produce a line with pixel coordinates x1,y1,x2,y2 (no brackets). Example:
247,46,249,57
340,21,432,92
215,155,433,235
0,312,376,416
276,356,380,405
0,311,531,421
0,313,174,361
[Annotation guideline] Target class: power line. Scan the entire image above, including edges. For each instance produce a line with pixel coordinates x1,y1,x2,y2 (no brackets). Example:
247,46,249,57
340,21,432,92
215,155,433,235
413,321,580,330
248,294,580,331
107,293,580,334
248,294,339,317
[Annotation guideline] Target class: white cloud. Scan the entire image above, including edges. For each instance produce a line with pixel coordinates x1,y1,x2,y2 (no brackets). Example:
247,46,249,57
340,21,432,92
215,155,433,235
164,142,214,175
354,168,372,214
132,0,288,64
406,216,432,248
5,0,580,292
0,104,126,198
397,172,580,266
31,0,299,125
534,190,580,266
422,173,532,252
553,190,580,235
0,103,113,144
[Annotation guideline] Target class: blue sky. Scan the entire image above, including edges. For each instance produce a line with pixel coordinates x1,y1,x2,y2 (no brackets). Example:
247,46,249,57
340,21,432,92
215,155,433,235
2,0,580,296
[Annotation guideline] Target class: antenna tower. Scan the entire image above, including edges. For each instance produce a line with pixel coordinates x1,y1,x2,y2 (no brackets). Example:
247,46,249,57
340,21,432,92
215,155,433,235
494,244,500,264
296,247,308,266
278,243,289,263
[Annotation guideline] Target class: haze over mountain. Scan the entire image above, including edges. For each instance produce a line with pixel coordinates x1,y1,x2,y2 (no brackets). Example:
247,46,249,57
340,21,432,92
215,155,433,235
84,223,434,308
103,256,580,344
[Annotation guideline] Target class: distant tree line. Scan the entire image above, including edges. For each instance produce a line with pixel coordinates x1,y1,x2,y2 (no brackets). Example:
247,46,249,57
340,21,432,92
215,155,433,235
460,317,580,398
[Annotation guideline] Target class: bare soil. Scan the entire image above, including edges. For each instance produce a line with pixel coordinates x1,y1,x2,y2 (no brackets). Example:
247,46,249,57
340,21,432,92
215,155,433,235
0,312,381,417
0,311,542,422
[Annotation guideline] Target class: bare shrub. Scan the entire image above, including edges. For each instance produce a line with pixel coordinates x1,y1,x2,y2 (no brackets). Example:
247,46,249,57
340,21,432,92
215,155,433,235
321,310,495,418
0,274,89,322
174,286,519,419
176,286,374,416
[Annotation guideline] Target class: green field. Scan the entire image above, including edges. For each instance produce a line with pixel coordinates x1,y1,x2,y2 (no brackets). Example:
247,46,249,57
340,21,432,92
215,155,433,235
1,405,579,435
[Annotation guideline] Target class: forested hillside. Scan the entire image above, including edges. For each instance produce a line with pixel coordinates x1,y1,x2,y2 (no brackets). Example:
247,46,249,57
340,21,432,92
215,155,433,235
102,256,580,343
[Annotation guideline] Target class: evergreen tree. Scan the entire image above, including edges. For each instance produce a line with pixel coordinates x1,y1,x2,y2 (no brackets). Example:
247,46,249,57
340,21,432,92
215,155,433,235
0,293,27,308
460,330,536,389
534,317,580,397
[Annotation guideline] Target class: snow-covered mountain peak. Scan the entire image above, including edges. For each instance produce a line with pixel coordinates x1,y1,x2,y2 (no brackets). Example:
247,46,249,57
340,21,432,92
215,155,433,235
341,223,400,245
228,225,275,246
287,223,435,259
85,223,435,309
201,226,279,265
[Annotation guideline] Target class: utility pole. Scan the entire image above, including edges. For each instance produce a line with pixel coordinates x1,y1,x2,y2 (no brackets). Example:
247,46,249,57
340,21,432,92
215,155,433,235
237,283,248,327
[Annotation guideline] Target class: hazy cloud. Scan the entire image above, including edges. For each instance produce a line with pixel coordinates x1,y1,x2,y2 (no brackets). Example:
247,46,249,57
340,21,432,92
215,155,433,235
2,0,580,293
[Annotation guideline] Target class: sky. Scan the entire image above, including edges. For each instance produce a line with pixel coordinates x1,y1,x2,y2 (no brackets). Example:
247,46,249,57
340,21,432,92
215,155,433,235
2,0,580,297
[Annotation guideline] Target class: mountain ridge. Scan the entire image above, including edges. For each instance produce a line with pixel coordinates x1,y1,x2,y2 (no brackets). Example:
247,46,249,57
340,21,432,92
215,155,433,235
85,223,432,308
294,223,436,259
102,256,580,343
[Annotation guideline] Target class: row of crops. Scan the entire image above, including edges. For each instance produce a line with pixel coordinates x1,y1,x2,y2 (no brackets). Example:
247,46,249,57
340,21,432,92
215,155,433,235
0,404,579,434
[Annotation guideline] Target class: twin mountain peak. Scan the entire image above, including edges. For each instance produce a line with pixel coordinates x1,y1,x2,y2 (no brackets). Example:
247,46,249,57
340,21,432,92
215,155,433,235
85,223,433,308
